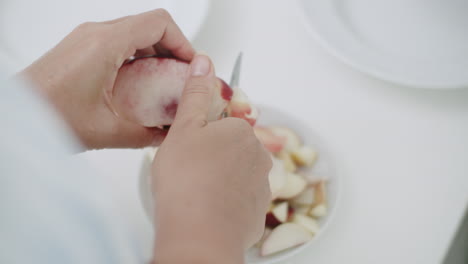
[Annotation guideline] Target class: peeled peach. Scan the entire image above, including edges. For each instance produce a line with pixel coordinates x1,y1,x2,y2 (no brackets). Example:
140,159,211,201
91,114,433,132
111,57,256,127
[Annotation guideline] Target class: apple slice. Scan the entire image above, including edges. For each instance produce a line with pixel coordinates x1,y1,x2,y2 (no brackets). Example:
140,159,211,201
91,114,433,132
112,57,232,127
304,173,329,184
291,146,318,167
309,204,327,218
292,186,315,206
270,126,302,152
261,223,313,256
272,202,288,223
293,214,319,235
276,151,297,172
226,86,258,126
269,156,288,199
312,180,327,206
276,173,307,199
254,228,272,248
293,206,310,215
254,126,286,153
308,180,327,218
266,202,292,228
265,212,281,228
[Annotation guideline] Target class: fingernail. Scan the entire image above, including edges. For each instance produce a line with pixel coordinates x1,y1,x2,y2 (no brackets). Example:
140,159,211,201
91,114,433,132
190,55,211,76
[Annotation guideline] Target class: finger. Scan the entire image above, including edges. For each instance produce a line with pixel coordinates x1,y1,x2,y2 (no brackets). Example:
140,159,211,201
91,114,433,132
113,9,195,62
134,47,156,57
172,54,216,128
100,16,130,25
153,43,172,57
111,122,168,149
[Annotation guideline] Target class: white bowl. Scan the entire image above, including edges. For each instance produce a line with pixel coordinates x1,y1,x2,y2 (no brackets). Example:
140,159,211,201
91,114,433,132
139,105,341,263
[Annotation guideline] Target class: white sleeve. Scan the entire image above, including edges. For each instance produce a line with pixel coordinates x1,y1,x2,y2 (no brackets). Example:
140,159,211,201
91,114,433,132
0,77,142,264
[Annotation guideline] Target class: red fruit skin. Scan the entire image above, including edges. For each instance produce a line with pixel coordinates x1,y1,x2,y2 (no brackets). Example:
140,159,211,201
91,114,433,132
265,212,282,228
112,57,230,127
230,105,257,126
287,207,295,221
265,206,295,228
219,79,233,101
254,126,286,153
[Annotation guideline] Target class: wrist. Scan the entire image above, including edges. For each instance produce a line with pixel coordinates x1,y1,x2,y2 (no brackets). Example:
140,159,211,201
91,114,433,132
153,205,245,264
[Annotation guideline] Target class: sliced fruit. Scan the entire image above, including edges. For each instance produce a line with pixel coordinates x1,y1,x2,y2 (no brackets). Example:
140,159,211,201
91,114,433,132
304,173,329,184
291,146,318,167
292,186,315,206
312,180,327,206
276,173,307,199
112,57,231,127
276,151,297,172
227,87,258,126
287,206,295,220
265,212,281,228
272,202,288,223
270,126,302,152
309,204,327,218
254,126,286,153
294,206,310,215
261,223,313,256
268,156,288,199
293,214,319,235
254,228,272,248
308,180,328,218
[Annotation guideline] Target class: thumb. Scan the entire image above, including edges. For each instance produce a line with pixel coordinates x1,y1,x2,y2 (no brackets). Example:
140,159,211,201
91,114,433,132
172,54,216,128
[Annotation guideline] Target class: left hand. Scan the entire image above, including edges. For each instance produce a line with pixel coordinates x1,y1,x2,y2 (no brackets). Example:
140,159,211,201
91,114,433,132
21,9,195,150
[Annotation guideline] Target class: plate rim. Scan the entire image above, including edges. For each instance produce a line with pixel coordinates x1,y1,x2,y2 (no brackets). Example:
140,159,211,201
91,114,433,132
296,0,468,89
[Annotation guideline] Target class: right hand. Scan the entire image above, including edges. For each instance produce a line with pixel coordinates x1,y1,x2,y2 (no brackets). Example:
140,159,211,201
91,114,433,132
151,54,272,264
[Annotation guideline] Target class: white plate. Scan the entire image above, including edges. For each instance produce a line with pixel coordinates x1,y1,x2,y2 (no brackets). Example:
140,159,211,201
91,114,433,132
0,0,209,71
298,0,468,89
139,105,341,264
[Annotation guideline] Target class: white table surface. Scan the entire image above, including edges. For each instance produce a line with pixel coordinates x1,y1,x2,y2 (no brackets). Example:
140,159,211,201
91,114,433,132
3,0,467,263
189,1,468,263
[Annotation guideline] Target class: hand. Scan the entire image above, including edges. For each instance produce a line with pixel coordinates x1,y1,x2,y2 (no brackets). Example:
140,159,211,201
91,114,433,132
20,9,195,150
152,55,272,264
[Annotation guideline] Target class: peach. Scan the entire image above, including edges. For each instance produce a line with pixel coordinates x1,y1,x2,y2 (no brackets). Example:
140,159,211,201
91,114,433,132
111,57,256,127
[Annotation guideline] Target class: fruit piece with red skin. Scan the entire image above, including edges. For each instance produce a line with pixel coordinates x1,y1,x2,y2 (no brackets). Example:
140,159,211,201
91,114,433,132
265,203,295,228
226,86,258,126
272,202,288,223
265,212,282,228
219,79,233,101
269,126,302,152
112,57,233,127
287,206,295,220
254,126,286,153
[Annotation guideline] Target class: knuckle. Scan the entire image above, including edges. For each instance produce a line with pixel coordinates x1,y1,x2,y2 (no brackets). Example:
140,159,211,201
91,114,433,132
74,22,98,33
224,117,252,132
183,114,207,128
185,82,210,96
73,22,110,46
155,8,172,20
